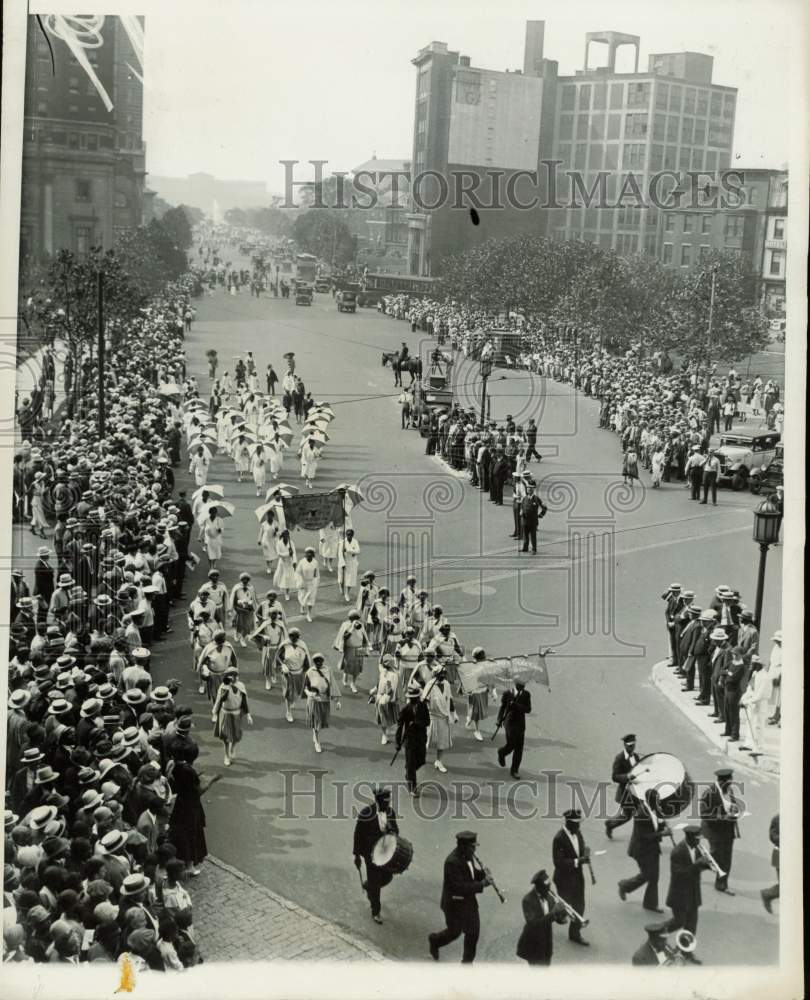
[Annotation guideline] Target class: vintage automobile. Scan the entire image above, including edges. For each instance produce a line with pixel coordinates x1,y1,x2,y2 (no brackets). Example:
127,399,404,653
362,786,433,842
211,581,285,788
336,289,357,313
715,430,781,490
294,281,313,306
749,442,784,494
314,276,331,293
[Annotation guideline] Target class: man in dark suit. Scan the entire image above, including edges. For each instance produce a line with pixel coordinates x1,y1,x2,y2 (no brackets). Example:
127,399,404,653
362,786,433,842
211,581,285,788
605,734,640,838
520,483,547,554
429,830,490,963
352,786,399,924
720,647,747,741
674,592,696,676
661,583,684,666
618,793,668,913
631,922,671,965
664,826,711,962
677,604,702,691
761,813,779,913
516,869,567,965
708,628,733,723
699,767,740,894
496,680,531,779
691,611,715,705
33,546,55,623
552,808,590,945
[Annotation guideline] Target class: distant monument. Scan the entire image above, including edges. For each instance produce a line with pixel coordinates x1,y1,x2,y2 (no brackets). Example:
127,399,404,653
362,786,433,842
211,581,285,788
212,198,221,224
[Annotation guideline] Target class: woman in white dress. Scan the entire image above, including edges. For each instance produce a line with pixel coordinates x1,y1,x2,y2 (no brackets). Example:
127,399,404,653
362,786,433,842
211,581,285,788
317,523,338,573
244,394,260,433
337,528,360,602
257,510,278,574
299,437,321,489
251,445,267,496
234,435,251,483
273,529,298,600
203,506,225,570
189,446,209,488
425,664,456,773
266,440,284,480
229,573,258,647
247,369,260,394
211,668,252,767
650,447,665,488
295,547,320,623
30,472,50,536
216,409,231,449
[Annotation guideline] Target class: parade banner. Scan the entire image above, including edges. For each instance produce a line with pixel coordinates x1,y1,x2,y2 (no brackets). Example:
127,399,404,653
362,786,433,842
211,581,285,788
281,491,344,531
456,648,552,693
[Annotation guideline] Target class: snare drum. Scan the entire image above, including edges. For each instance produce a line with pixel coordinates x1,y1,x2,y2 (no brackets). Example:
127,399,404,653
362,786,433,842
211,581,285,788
371,833,414,876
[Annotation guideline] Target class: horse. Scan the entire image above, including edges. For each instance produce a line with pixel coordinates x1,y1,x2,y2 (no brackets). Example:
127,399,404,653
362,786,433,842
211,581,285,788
382,352,422,386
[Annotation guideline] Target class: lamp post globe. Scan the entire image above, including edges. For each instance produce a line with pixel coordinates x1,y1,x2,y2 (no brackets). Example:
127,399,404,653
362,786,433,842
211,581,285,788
752,493,781,629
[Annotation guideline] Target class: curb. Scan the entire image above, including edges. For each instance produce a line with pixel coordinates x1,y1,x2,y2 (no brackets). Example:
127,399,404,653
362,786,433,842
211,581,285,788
650,660,779,778
206,855,386,961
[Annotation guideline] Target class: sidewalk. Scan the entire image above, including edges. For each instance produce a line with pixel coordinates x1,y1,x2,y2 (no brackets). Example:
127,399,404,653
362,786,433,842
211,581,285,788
650,659,779,777
14,337,67,445
191,856,385,962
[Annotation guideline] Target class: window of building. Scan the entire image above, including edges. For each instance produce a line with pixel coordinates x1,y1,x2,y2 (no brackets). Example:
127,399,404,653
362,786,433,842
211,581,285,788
607,115,621,140
683,214,693,234
663,146,677,170
576,116,588,140
625,113,648,138
556,143,572,167
599,231,613,247
627,82,650,108
584,208,599,229
710,92,722,117
773,218,785,239
622,144,645,169
705,149,718,172
666,116,679,142
115,192,129,208
417,68,430,96
590,114,605,139
560,85,576,111
684,88,696,115
680,118,694,144
691,148,704,170
68,104,79,114
722,95,735,119
74,225,92,257
699,245,712,262
652,114,665,142
610,83,624,109
604,145,619,170
86,133,98,151
578,85,591,110
68,133,79,149
664,213,674,233
593,83,607,109
76,179,91,202
668,85,682,113
588,145,604,170
678,148,690,171
558,115,573,140
655,83,669,110
680,244,692,267
724,215,744,240
701,215,712,235
718,151,731,169
693,120,706,145
574,144,588,169
662,243,673,264
696,91,709,116
769,250,785,276
747,186,759,206
649,144,663,171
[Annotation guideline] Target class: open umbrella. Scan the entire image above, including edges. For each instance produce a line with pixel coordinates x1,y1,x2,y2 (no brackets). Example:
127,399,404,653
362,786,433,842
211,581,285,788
265,483,300,501
188,443,213,462
192,484,225,501
306,431,328,444
184,399,208,411
158,383,182,397
334,483,365,507
254,501,285,522
196,500,236,525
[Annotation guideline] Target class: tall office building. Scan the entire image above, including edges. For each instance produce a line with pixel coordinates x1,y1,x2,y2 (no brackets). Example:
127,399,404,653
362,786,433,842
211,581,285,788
19,15,147,263
406,24,556,276
547,32,737,256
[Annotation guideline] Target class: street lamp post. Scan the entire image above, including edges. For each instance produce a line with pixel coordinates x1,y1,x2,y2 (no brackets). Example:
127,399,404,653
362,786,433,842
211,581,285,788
480,357,492,426
97,270,105,439
702,263,719,401
752,494,781,629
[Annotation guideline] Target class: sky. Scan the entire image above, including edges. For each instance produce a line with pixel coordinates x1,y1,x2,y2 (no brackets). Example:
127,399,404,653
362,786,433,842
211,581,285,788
131,0,802,191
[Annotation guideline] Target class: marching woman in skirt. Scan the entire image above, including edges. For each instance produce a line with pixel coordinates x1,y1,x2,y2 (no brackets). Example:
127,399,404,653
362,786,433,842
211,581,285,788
333,610,370,694
318,522,340,573
234,434,251,483
203,506,225,571
229,573,257,647
190,608,216,695
303,653,342,753
273,529,298,601
211,667,253,767
425,664,457,774
299,436,321,489
295,547,320,622
367,588,392,651
622,446,639,488
277,627,311,723
189,445,209,488
257,509,279,574
253,608,287,690
464,646,490,743
337,528,361,602
251,444,267,496
371,654,401,746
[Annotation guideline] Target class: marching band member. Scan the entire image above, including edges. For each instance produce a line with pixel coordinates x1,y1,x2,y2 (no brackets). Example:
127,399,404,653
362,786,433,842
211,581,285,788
425,663,456,774
353,787,399,925
429,830,489,963
664,824,711,962
605,734,640,839
333,610,369,694
197,629,238,705
395,681,430,796
618,790,668,913
516,869,568,966
699,767,741,895
303,653,341,754
252,608,286,691
229,573,257,647
426,622,463,692
495,679,531,779
551,808,590,946
276,627,310,723
211,667,252,767
370,654,400,746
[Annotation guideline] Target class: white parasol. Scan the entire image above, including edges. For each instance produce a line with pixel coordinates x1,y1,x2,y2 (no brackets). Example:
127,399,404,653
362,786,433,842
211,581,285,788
196,500,236,525
192,484,225,501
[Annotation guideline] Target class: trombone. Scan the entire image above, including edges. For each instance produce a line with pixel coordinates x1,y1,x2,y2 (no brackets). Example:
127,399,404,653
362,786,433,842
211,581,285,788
696,841,726,878
546,888,589,927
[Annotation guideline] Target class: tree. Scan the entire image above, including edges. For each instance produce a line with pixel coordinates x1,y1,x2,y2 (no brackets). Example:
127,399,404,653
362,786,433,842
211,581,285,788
292,210,354,266
160,206,193,251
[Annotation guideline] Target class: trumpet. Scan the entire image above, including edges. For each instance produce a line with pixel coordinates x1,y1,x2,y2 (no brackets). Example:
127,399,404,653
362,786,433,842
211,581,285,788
546,888,589,927
473,852,506,904
696,841,726,878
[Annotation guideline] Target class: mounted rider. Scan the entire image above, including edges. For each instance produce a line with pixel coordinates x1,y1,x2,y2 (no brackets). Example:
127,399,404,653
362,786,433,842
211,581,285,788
399,342,410,364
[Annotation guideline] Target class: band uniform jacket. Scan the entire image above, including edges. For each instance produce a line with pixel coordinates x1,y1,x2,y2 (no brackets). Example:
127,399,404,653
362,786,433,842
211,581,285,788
628,814,664,863
611,749,639,805
516,890,558,965
631,940,665,966
496,688,531,733
552,828,586,914
395,700,430,768
665,840,703,912
699,785,740,845
352,804,399,862
440,847,487,932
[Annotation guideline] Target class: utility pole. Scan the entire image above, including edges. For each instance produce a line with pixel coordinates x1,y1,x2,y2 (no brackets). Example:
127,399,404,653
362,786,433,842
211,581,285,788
97,270,105,439
702,263,719,400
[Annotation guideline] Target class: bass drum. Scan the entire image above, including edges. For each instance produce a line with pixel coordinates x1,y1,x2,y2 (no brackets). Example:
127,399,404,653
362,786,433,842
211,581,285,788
371,834,414,876
627,752,693,819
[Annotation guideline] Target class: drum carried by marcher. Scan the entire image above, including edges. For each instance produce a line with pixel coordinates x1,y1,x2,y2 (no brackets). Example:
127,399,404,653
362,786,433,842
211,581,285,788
371,833,414,876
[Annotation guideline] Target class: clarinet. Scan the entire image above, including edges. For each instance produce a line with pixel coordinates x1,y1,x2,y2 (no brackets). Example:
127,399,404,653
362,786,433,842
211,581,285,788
473,852,506,904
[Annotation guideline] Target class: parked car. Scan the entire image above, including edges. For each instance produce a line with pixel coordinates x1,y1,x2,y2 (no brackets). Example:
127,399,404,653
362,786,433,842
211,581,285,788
749,442,784,494
715,430,781,490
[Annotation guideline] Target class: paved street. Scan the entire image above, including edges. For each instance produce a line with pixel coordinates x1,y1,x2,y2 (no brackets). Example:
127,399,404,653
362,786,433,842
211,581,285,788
12,271,781,964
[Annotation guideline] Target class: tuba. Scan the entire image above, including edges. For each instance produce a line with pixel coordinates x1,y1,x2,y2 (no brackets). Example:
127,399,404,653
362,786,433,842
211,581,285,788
663,929,697,965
